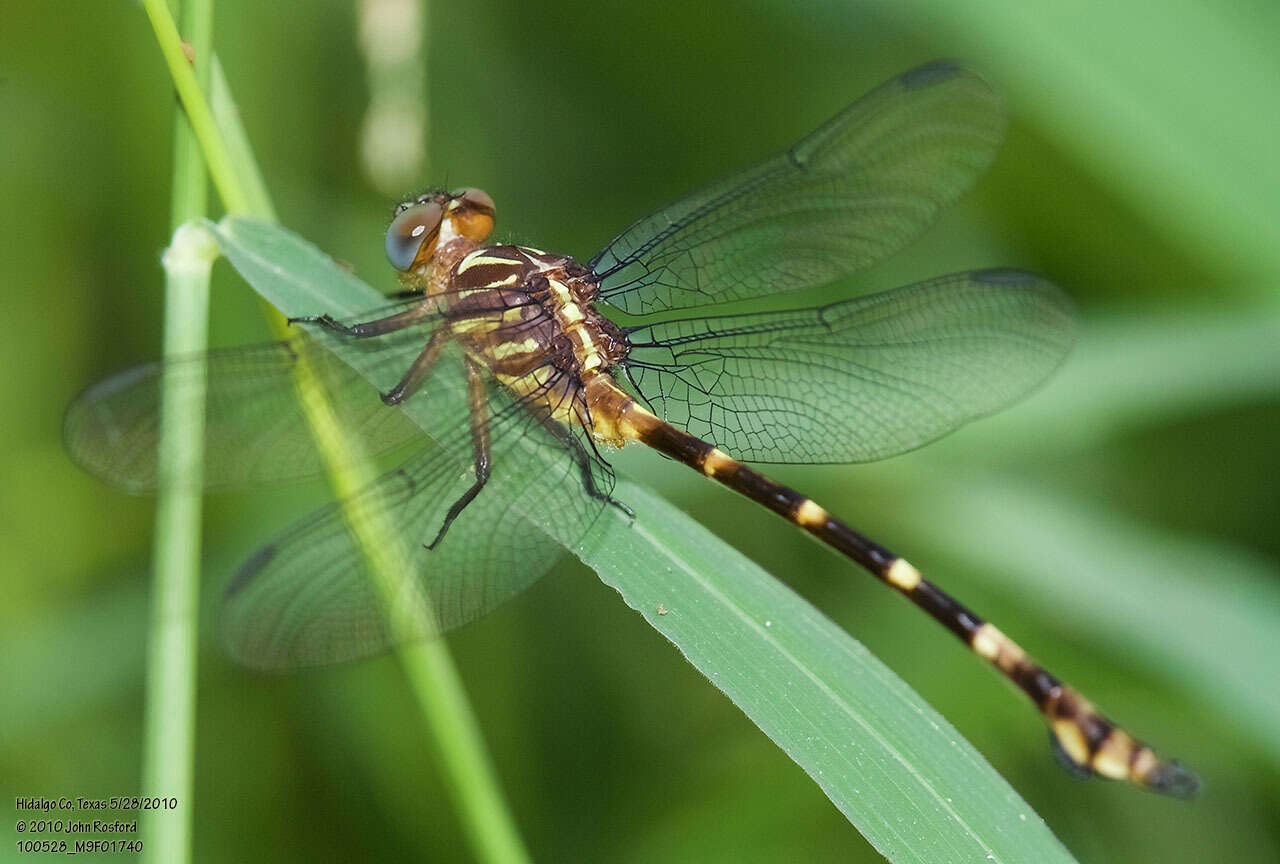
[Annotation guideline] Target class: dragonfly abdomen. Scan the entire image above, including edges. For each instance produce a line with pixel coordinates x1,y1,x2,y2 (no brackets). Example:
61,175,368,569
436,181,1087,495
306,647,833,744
613,396,1197,796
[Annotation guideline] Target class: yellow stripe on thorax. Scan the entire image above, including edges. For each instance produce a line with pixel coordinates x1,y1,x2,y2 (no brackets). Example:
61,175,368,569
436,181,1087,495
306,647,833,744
457,251,521,273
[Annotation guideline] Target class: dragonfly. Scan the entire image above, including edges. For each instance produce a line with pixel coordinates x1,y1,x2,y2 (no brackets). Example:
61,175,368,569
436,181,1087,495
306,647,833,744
65,60,1196,796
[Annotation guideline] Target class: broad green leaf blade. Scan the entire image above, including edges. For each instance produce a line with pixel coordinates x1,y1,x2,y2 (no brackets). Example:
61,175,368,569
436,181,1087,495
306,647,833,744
578,480,1074,864
210,217,387,317
210,216,1075,862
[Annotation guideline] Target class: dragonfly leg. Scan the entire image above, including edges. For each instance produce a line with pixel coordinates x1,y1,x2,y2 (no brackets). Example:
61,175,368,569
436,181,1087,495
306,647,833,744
381,327,450,405
426,359,491,550
542,413,631,518
579,437,632,518
290,301,434,338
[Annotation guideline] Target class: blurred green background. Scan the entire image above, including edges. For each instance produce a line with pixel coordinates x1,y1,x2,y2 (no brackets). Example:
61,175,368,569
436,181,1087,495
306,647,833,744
3,0,1278,861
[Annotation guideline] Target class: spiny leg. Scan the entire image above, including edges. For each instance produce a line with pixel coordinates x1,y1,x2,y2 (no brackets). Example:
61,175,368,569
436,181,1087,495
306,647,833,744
543,391,632,518
633,414,1199,796
381,326,450,406
290,301,434,338
426,358,491,551
547,420,631,517
386,288,423,301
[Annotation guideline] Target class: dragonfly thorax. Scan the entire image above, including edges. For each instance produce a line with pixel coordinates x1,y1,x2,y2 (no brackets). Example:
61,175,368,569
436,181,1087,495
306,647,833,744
443,245,630,431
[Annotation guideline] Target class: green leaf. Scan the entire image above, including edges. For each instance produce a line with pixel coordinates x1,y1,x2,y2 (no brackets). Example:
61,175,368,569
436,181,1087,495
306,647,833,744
211,216,1077,863
579,480,1075,863
211,217,388,316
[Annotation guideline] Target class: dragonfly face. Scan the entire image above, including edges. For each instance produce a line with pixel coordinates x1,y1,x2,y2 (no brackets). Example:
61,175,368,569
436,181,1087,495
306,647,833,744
385,186,496,272
64,61,1197,796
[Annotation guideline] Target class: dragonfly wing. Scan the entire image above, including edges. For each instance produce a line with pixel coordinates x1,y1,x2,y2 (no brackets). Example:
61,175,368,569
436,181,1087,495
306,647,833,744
63,325,436,492
221,385,614,671
590,61,1004,316
621,270,1075,464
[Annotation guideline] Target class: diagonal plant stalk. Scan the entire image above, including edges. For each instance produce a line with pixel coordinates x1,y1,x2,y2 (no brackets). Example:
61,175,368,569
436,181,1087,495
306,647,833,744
208,56,276,221
139,1,214,862
139,1,532,861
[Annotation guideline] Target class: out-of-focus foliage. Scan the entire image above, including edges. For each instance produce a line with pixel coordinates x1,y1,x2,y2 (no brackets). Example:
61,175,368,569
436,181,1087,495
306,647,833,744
1,1,1276,862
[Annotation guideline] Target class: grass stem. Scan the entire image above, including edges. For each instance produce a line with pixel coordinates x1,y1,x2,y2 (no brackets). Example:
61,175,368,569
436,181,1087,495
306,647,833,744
139,2,214,862
142,2,531,859
141,225,216,863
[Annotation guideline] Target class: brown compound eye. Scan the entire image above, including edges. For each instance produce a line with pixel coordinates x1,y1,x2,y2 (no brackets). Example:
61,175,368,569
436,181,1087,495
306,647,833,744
448,187,496,242
385,200,444,271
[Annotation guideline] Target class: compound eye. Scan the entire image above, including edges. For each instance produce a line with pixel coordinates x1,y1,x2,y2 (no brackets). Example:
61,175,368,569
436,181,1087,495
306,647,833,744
385,201,443,271
448,187,496,242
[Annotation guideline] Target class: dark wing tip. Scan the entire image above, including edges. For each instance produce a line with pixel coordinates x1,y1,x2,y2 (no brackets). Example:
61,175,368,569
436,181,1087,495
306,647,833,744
221,542,290,673
970,268,1079,347
971,267,1038,286
225,543,278,599
898,59,969,89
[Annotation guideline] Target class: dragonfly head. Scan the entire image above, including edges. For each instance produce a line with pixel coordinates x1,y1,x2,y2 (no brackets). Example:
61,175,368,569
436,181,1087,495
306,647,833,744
386,188,496,272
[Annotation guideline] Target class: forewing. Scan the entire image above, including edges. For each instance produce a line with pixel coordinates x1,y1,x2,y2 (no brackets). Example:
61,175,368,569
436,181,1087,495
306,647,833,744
221,382,614,671
621,270,1075,464
63,325,434,492
590,62,1004,316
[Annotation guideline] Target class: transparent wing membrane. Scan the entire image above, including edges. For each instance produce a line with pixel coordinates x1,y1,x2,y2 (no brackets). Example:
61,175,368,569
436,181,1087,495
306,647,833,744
61,321,463,492
220,368,615,671
61,290,549,493
590,62,1004,316
65,298,616,670
622,270,1075,463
